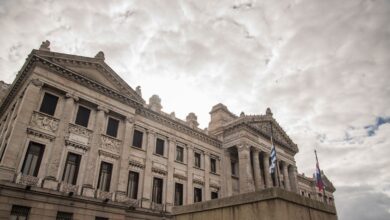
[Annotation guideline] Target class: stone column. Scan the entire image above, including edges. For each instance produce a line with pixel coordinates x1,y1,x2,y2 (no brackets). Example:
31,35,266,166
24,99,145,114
204,152,210,200
252,149,263,191
237,144,255,193
115,116,134,202
0,79,43,181
289,165,299,193
43,92,78,190
282,162,291,191
82,105,108,197
141,130,155,208
263,152,272,188
165,137,175,211
222,150,232,197
186,145,194,204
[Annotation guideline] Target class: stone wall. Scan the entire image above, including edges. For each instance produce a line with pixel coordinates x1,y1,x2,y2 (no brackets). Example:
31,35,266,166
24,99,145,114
173,187,337,220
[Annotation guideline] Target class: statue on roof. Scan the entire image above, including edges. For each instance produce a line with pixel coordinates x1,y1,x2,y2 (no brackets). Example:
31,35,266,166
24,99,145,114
39,40,50,51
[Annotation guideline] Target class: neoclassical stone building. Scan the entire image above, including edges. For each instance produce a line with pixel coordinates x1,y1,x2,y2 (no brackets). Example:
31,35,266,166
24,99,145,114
0,42,335,220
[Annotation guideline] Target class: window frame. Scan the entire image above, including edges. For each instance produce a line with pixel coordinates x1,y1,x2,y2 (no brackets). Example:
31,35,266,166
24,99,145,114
21,141,45,177
132,129,144,149
175,145,184,162
106,117,120,138
39,92,59,116
74,104,91,128
194,152,201,168
211,191,218,200
210,157,217,173
62,152,81,185
152,177,163,204
155,137,165,156
194,187,202,203
97,161,113,192
127,171,139,199
10,205,30,220
174,182,184,206
56,211,73,220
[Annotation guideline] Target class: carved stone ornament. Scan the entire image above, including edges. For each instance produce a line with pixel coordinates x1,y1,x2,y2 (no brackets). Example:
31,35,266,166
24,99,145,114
135,86,142,97
149,94,162,112
96,190,113,200
16,173,40,186
30,111,59,133
30,78,44,87
97,105,109,113
101,135,121,154
60,182,79,194
68,123,92,138
65,92,79,101
95,51,105,60
39,40,50,51
27,128,56,141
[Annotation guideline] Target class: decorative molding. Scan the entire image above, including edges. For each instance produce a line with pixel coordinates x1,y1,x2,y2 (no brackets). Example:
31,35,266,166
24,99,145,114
30,111,59,133
129,159,145,169
65,139,90,152
97,105,109,113
59,182,79,194
65,92,79,101
27,127,56,141
173,173,187,180
68,123,92,138
30,78,44,87
100,134,121,155
193,179,204,185
96,190,113,200
152,167,167,175
98,149,120,159
16,173,41,186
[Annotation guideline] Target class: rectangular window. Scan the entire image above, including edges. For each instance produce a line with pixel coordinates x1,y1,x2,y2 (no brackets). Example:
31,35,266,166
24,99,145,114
174,183,183,206
97,162,113,192
152,177,163,204
231,161,237,176
56,211,73,220
106,117,119,138
211,191,218,200
176,146,184,162
210,158,217,173
62,152,81,185
194,187,202,203
127,171,139,199
75,105,91,127
95,217,108,220
39,92,59,116
10,205,30,220
21,142,45,176
194,152,201,168
155,138,164,156
132,130,143,148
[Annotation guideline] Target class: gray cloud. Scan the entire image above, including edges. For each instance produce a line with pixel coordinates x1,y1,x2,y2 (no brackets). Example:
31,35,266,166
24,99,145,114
0,0,389,219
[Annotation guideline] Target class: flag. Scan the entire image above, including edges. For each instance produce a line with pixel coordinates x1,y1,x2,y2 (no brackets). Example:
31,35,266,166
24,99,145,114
315,161,324,192
269,143,277,174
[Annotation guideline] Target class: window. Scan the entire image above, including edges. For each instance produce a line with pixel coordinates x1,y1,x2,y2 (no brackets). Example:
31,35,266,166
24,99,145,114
56,211,73,220
231,161,237,176
152,177,163,204
21,142,45,176
97,162,112,192
194,152,201,168
39,92,59,116
75,105,91,127
194,187,202,203
211,191,218,200
174,183,183,206
210,158,217,173
62,153,81,185
132,130,143,148
10,205,30,220
176,146,184,162
106,117,119,138
155,138,164,156
127,171,139,199
95,217,108,220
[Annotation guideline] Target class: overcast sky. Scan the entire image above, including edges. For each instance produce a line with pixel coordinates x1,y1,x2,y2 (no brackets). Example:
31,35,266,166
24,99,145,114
1,0,389,219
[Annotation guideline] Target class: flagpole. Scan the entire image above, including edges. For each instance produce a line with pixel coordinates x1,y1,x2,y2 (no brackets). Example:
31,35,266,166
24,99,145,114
315,150,326,203
271,122,281,188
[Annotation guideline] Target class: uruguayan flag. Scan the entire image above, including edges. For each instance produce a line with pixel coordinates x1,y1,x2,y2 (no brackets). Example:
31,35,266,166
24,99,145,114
269,144,277,174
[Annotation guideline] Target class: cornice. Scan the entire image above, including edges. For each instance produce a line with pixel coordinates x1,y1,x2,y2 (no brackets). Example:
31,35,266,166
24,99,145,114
137,107,222,148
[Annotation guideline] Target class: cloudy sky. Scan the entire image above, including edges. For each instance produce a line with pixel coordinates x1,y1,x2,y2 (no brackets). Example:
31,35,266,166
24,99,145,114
1,0,389,219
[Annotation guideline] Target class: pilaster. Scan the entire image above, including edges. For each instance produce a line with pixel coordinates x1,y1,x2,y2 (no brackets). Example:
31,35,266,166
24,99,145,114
252,149,263,191
141,129,155,208
204,152,210,200
237,143,255,193
165,137,175,211
282,162,291,191
186,145,194,204
222,150,233,197
263,152,272,188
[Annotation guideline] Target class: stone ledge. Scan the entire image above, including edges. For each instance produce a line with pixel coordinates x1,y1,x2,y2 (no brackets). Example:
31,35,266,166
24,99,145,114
172,187,336,215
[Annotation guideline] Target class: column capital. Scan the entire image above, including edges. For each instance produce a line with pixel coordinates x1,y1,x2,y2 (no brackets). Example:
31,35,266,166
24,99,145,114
126,116,135,124
65,92,79,101
252,148,260,153
237,144,250,152
30,78,43,87
97,105,109,113
167,136,176,143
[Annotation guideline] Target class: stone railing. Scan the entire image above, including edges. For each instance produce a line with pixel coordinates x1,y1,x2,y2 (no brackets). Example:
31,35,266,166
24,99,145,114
30,111,60,133
151,202,166,212
59,182,79,194
68,123,93,138
15,173,41,187
100,134,121,155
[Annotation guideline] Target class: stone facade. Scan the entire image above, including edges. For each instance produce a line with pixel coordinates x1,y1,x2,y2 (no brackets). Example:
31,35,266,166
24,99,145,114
0,42,335,219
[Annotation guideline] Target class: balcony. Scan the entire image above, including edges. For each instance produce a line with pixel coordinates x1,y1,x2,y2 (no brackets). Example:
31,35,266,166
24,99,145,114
15,173,41,187
29,111,60,133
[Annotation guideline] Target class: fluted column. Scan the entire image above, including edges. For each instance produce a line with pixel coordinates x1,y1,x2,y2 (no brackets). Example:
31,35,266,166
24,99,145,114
252,149,263,191
115,116,134,201
43,92,78,190
237,144,255,193
222,150,232,197
0,79,43,181
204,152,210,200
82,105,108,197
263,152,272,188
165,137,175,211
141,129,155,208
282,162,291,191
186,145,194,204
